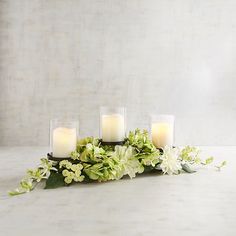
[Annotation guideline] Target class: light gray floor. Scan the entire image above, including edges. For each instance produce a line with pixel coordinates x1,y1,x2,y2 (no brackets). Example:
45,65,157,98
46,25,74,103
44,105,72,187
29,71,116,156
1,146,236,236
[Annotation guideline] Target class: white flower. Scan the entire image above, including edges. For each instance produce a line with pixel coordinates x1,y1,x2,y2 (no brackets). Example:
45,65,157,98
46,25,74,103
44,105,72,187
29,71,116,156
160,146,182,175
113,146,144,179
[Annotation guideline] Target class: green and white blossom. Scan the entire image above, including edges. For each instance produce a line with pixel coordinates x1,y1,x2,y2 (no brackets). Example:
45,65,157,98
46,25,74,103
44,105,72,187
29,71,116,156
9,158,57,196
9,129,223,196
112,145,144,179
160,146,182,175
59,160,84,183
179,146,201,164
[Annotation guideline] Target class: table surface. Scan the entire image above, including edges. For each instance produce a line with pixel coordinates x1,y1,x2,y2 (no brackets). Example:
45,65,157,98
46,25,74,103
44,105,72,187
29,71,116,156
0,146,236,236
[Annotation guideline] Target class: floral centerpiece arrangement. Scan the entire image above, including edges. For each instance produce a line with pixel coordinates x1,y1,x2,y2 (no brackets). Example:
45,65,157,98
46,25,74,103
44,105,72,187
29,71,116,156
9,129,226,196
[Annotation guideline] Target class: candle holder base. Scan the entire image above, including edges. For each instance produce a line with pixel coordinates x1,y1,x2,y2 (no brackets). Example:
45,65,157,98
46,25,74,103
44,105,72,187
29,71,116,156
47,153,71,161
100,140,125,146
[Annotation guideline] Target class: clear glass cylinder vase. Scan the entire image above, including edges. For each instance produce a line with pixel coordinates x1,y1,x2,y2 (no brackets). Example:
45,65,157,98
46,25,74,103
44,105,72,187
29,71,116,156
151,115,175,149
50,118,79,158
100,106,126,144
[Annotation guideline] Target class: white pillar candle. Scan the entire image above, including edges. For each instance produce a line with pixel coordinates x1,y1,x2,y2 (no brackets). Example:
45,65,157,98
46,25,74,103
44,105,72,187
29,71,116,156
151,122,174,148
52,127,77,157
101,114,125,142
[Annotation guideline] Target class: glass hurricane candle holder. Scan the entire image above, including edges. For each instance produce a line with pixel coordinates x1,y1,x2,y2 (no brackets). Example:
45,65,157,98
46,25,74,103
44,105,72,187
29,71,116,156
151,115,175,149
49,119,79,159
100,106,126,145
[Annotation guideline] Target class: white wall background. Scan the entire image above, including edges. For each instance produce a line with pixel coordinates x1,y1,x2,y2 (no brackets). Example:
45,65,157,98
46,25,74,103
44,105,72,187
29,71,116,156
0,0,236,146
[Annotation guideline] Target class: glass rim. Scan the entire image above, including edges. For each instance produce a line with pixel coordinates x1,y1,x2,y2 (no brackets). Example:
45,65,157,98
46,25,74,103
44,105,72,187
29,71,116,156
50,118,79,126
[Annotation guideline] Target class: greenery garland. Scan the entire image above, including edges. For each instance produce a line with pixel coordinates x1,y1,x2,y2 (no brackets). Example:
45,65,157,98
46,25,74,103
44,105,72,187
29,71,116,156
9,129,226,196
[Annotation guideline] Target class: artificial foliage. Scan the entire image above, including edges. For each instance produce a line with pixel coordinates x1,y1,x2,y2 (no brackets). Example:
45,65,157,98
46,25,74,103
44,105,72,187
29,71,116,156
9,129,226,196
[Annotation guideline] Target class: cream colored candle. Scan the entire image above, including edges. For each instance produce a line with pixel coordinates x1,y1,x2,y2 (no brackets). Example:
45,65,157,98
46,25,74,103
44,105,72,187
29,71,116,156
52,127,77,157
151,122,174,148
101,114,125,142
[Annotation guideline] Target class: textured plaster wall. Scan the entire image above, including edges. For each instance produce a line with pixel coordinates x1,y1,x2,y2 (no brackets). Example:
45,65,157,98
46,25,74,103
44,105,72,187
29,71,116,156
0,0,236,146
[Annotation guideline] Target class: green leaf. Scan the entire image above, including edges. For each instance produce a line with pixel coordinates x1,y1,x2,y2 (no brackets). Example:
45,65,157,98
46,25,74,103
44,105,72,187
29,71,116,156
8,189,27,196
143,166,156,173
45,172,65,189
215,161,227,171
205,157,214,165
181,163,196,173
221,161,227,167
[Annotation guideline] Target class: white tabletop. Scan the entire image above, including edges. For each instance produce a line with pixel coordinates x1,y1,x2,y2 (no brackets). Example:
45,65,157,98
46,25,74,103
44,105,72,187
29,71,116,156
0,146,236,236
